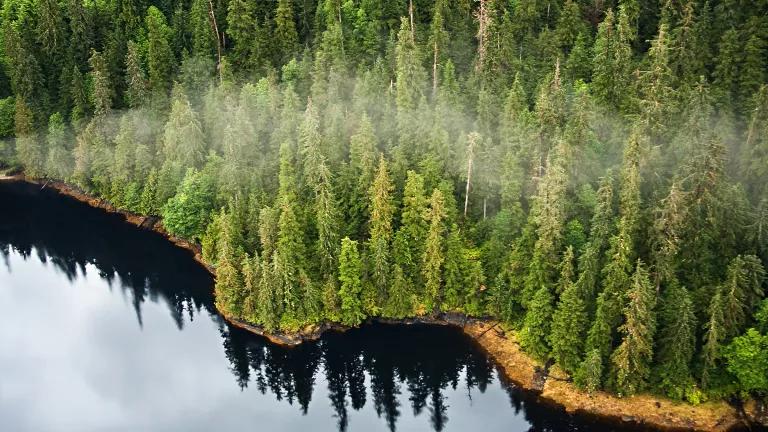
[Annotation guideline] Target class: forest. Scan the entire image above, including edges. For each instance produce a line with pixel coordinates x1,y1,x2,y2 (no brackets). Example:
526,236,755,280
0,0,767,404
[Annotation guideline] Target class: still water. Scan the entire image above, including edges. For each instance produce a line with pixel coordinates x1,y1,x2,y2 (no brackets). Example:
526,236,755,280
0,181,643,432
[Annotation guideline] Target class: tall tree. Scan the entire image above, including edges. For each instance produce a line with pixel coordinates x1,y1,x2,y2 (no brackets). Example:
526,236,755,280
611,260,657,395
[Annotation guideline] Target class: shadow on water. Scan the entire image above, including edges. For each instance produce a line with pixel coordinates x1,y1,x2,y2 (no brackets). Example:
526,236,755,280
0,181,655,432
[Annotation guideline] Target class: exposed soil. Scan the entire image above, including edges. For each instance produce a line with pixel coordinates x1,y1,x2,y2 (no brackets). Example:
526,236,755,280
8,174,763,432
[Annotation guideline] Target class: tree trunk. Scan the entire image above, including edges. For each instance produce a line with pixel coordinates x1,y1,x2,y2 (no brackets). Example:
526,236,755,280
207,0,223,83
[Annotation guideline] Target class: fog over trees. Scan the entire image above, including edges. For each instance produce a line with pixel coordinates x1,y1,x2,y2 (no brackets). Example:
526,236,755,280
1,0,767,402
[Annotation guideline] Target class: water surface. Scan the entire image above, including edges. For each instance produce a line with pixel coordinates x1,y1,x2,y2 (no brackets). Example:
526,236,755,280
0,181,644,432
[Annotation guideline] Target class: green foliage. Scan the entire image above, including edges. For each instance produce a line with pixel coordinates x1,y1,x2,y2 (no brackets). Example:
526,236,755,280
724,329,768,396
655,281,697,400
610,261,657,396
520,285,555,361
575,349,603,394
338,237,365,326
162,168,216,240
550,247,587,374
4,0,768,404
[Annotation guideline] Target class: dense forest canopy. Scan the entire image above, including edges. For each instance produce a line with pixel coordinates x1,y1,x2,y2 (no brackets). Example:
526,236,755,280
1,0,767,403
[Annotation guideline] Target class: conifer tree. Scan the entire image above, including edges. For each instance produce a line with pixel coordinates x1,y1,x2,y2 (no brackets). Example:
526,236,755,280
550,247,588,374
367,155,395,310
422,188,447,314
399,171,429,282
275,139,308,323
655,280,697,399
14,97,43,177
338,237,365,326
124,41,148,109
44,112,72,180
341,114,377,239
520,284,556,361
274,0,299,66
584,132,642,364
226,0,258,73
145,7,175,96
300,101,340,276
88,50,113,117
611,260,657,395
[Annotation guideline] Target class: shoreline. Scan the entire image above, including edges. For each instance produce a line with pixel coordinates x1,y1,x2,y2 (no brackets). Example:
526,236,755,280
4,174,763,432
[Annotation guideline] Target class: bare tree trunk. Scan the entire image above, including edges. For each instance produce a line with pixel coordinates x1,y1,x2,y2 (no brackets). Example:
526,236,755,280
409,0,415,40
475,0,489,73
432,40,439,97
207,0,223,83
464,132,479,218
338,6,345,58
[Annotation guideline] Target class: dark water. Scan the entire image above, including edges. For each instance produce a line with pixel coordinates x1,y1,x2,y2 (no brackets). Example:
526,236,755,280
0,181,647,432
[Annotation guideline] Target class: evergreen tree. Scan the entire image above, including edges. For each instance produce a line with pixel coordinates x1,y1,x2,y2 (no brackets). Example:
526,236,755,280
274,0,299,66
520,284,556,361
655,280,697,400
145,7,175,97
338,237,365,326
44,112,72,180
14,97,42,177
611,261,657,396
549,247,588,374
422,188,447,313
367,155,395,311
124,41,148,109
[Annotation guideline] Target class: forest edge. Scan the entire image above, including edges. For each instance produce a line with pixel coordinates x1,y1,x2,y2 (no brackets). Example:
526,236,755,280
3,172,766,432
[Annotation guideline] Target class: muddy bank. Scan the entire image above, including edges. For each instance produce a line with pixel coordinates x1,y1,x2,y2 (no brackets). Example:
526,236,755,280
6,175,759,432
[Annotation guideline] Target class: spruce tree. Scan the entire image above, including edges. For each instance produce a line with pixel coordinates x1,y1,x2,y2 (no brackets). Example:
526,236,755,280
611,260,657,396
520,285,556,361
145,7,175,97
422,188,447,314
549,246,588,374
655,280,697,399
274,0,299,66
338,237,365,326
367,155,395,311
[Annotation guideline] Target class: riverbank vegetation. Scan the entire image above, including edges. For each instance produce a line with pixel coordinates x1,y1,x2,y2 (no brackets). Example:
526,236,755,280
1,0,766,405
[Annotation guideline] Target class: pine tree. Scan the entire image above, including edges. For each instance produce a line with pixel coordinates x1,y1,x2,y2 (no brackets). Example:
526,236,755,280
145,7,175,96
575,349,604,393
44,112,72,180
523,142,568,305
399,170,429,282
300,101,340,276
341,114,377,239
226,0,258,73
584,132,642,364
611,260,657,396
701,289,726,390
384,264,414,319
367,155,395,310
88,50,113,117
655,280,697,399
214,224,244,318
14,97,43,177
124,41,148,109
422,188,447,314
139,168,159,215
338,237,365,326
274,0,299,66
549,247,588,374
520,284,556,361
275,139,308,323
591,9,632,109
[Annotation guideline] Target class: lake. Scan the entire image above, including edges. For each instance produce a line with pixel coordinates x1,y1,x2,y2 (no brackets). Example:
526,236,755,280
0,180,647,432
